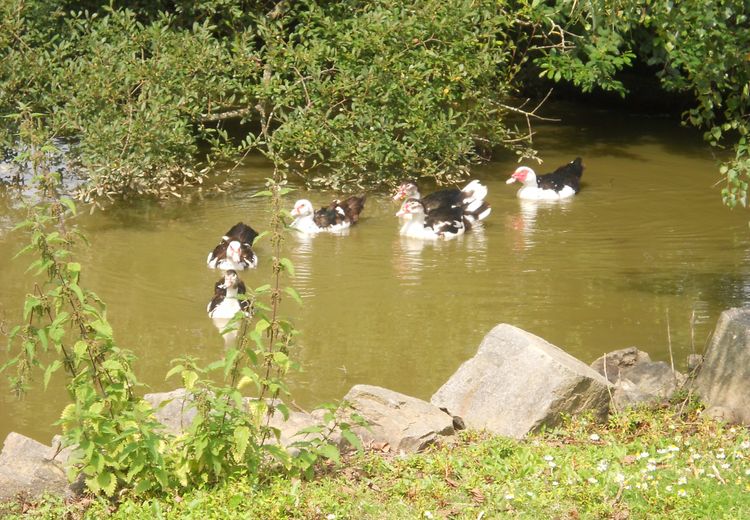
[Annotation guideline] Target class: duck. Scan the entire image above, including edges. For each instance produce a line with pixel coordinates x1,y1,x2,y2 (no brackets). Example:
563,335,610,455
207,222,259,271
395,198,466,240
506,157,584,200
207,270,252,320
290,196,366,233
393,179,491,222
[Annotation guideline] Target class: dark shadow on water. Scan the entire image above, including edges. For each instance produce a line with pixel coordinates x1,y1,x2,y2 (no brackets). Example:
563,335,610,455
617,269,750,308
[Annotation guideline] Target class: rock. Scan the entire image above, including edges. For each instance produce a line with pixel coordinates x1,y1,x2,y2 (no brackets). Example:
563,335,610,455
344,385,455,453
0,432,73,501
264,405,348,452
431,324,612,439
693,308,750,424
687,353,703,373
592,348,686,409
590,347,652,383
144,388,198,435
611,362,686,409
704,406,739,424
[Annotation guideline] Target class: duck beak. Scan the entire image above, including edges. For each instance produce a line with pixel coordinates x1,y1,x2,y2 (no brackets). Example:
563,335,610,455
392,189,405,201
506,176,517,184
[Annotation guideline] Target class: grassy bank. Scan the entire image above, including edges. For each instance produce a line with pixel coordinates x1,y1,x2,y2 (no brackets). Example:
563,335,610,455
4,402,749,519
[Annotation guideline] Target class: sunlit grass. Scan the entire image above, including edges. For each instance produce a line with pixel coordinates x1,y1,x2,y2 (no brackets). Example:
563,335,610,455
4,401,749,519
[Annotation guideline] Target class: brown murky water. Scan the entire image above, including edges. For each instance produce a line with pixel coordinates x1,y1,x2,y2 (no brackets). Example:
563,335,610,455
2,105,749,444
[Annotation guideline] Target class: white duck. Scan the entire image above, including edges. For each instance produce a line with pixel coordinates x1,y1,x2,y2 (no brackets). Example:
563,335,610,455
207,270,251,320
506,157,584,200
395,199,466,240
290,196,366,233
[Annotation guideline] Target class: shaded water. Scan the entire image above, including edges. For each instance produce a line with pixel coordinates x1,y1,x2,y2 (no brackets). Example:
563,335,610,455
2,105,750,444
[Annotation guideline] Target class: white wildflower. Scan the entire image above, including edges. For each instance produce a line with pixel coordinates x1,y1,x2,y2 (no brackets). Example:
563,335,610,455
678,476,688,485
638,451,649,459
505,494,514,500
678,489,688,497
424,512,434,519
587,477,598,484
543,455,554,462
614,473,626,484
716,452,727,460
722,463,731,469
597,460,609,472
548,461,557,469
552,481,559,486
666,485,673,492
740,441,750,450
326,515,336,520
590,433,601,441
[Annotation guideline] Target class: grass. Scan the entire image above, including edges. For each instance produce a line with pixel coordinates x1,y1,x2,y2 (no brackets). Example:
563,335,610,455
3,401,750,519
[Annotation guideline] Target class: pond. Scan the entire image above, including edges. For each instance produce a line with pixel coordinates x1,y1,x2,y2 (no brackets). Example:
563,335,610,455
2,103,749,444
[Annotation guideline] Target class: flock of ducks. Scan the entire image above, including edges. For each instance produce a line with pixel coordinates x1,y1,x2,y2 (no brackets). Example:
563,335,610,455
205,157,584,325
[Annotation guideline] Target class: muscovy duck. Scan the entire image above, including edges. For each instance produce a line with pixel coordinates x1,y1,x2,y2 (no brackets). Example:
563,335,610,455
395,198,466,240
506,157,584,200
207,222,259,270
207,270,252,320
290,196,366,233
393,179,491,223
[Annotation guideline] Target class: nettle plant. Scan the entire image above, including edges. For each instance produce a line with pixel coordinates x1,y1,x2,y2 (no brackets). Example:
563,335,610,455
2,120,361,496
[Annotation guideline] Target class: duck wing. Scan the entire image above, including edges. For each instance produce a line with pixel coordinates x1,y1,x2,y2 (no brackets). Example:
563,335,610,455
224,222,259,245
538,158,584,193
425,205,465,235
336,195,366,223
422,188,463,213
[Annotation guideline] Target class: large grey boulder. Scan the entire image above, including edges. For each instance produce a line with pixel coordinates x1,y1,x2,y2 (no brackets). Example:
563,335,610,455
590,348,686,409
344,385,455,453
144,388,198,435
431,324,612,439
0,433,73,501
693,308,750,424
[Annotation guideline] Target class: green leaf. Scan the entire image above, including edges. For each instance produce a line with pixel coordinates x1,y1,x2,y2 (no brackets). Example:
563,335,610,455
67,262,81,273
316,443,340,463
341,429,363,451
69,283,85,304
233,426,250,462
279,258,295,276
73,340,88,359
165,364,185,380
23,296,41,320
43,360,62,390
284,286,303,305
97,471,117,496
182,370,198,390
90,319,113,339
59,196,78,216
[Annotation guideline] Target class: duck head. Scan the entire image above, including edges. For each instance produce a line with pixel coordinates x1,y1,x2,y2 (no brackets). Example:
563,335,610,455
506,166,537,187
395,198,426,218
290,199,314,217
392,181,420,201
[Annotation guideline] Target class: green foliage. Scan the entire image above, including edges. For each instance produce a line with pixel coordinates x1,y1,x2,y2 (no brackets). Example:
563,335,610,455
533,0,750,207
247,0,535,188
3,125,170,496
2,114,361,497
11,404,749,519
0,3,252,199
